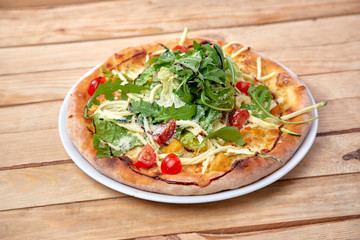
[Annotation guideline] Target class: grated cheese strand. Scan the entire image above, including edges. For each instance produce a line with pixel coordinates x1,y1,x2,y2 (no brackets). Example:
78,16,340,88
179,27,189,46
260,72,276,81
222,41,248,50
257,57,262,79
231,46,251,58
149,83,163,103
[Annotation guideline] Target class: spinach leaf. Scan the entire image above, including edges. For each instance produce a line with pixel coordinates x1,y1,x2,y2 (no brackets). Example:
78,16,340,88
92,116,142,158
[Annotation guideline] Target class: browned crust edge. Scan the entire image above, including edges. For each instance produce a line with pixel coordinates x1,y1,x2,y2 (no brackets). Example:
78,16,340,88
66,38,312,195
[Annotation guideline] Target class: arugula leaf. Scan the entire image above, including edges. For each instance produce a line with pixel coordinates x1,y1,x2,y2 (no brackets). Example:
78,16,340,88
154,104,197,122
84,80,149,118
244,84,319,124
130,99,160,117
241,84,273,119
92,116,142,157
197,126,245,154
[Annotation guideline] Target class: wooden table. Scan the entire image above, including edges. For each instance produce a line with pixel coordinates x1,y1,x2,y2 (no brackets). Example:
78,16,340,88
1,0,360,239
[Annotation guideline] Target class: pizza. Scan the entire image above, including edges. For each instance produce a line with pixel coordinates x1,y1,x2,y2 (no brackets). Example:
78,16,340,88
66,29,326,195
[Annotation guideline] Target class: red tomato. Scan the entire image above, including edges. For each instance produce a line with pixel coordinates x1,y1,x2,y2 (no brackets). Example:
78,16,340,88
152,119,177,144
87,77,106,96
230,109,250,130
172,45,188,52
235,81,251,95
161,153,182,175
134,144,157,169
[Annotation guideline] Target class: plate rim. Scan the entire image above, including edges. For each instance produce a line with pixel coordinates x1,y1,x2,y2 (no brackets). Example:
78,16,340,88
58,63,318,204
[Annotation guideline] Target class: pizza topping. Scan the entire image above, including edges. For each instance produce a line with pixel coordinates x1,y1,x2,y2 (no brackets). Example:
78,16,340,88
87,77,106,96
172,45,189,52
152,119,177,144
230,109,250,130
163,138,185,154
235,81,251,95
161,153,182,174
209,153,232,172
134,144,157,169
84,33,327,173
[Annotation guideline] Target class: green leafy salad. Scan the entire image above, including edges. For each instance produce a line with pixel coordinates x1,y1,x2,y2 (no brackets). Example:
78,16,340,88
83,29,326,175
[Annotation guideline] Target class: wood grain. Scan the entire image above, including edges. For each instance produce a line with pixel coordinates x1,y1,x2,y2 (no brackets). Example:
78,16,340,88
1,132,359,211
1,14,360,75
0,0,102,8
0,174,359,239
1,68,359,107
1,0,359,47
0,129,69,168
152,218,360,240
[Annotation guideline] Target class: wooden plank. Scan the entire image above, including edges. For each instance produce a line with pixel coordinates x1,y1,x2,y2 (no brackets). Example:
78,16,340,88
0,129,69,168
0,13,360,105
0,101,61,134
0,95,358,134
301,70,360,101
0,0,101,8
1,14,360,75
157,218,360,240
1,68,359,107
1,0,359,47
0,68,88,106
0,131,359,211
317,97,360,134
0,174,359,239
0,163,123,211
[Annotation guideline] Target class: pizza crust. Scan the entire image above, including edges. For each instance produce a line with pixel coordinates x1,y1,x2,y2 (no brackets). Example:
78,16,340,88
66,38,312,195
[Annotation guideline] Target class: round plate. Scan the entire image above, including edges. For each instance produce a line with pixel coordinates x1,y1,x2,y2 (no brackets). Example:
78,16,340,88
59,64,318,204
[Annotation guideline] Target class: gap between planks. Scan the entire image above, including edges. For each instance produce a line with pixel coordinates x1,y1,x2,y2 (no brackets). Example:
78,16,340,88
1,14,360,76
1,0,359,48
0,173,359,239
1,131,360,211
143,217,360,240
1,127,360,172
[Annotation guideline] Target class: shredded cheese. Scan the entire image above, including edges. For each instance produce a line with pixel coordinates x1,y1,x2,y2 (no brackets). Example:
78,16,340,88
260,72,276,81
95,100,134,119
257,57,262,79
231,46,251,58
149,83,163,103
248,116,279,129
179,27,189,46
222,41,248,50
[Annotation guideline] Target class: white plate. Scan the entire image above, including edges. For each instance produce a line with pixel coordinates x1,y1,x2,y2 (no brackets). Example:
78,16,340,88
59,64,318,204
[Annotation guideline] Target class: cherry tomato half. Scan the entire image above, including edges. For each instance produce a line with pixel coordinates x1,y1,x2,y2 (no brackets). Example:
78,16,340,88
230,109,250,130
161,153,182,175
235,81,251,96
152,119,177,144
172,45,188,53
87,77,106,96
134,144,157,169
